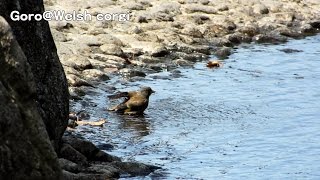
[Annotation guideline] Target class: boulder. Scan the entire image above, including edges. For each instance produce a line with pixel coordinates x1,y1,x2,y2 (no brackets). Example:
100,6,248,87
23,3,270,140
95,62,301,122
0,16,61,179
0,0,69,151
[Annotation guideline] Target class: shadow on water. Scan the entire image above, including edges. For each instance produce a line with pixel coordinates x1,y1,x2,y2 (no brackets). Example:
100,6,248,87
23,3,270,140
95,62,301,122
71,35,320,179
117,114,151,137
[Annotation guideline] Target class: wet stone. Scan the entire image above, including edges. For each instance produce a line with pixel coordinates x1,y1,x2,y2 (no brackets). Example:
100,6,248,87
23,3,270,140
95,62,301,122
150,45,169,57
279,48,303,53
214,47,232,59
82,69,110,82
119,68,147,78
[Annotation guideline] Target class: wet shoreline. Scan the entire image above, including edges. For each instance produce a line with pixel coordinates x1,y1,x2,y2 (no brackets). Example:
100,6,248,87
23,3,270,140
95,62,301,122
68,35,320,179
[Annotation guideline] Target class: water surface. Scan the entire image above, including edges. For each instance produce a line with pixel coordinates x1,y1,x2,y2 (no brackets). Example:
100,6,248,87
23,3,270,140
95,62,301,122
72,35,320,179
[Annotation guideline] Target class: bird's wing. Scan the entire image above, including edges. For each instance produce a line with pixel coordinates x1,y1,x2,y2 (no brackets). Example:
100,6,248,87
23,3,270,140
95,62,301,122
108,90,137,99
126,96,148,111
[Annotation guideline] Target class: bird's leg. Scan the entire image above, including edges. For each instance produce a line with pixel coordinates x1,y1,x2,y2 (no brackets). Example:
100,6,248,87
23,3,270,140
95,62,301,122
124,111,139,115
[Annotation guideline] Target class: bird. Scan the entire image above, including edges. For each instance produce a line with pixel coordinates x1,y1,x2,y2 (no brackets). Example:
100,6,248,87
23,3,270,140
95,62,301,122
206,60,223,68
107,87,155,115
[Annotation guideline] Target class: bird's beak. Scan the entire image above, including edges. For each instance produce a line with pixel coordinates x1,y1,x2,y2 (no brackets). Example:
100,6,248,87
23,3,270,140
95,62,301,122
152,90,156,93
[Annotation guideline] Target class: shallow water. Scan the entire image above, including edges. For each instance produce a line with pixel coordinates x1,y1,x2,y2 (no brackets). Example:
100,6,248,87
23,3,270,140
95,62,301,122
72,35,320,179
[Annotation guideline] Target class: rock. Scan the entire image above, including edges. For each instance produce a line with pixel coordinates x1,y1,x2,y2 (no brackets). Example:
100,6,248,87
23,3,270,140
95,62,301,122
185,5,217,14
90,54,127,64
253,33,288,44
119,68,147,78
149,3,180,22
76,111,91,120
112,161,160,176
154,12,174,22
60,143,88,165
69,87,86,99
176,44,211,55
310,20,320,29
238,23,260,37
214,47,232,59
172,52,204,62
123,2,145,11
269,12,295,25
191,15,210,24
62,56,93,71
150,45,169,57
67,74,93,87
0,0,69,151
100,44,125,57
0,16,61,179
279,48,303,53
59,158,81,173
278,27,302,38
62,136,121,162
253,4,269,14
82,69,110,81
122,48,144,58
150,2,181,15
216,4,229,11
227,32,252,44
181,26,203,38
174,59,193,66
204,24,230,37
136,15,148,23
300,23,316,34
96,34,125,47
63,66,81,76
128,26,143,34
200,0,210,5
62,169,118,179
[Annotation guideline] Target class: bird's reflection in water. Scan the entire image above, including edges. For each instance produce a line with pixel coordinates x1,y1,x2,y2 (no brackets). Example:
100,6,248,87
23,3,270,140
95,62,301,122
117,114,151,137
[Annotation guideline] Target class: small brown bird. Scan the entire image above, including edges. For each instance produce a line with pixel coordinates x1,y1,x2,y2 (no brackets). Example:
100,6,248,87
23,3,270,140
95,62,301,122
108,87,155,115
206,60,223,68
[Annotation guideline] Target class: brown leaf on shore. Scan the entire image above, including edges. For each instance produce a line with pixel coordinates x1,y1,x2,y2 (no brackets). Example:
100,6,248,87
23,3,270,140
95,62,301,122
76,119,107,127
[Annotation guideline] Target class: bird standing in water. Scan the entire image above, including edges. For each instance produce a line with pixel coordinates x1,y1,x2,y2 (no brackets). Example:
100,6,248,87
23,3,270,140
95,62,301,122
108,87,155,115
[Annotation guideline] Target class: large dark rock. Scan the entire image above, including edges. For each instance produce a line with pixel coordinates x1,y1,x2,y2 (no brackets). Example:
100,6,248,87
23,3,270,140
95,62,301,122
0,16,61,179
0,0,69,150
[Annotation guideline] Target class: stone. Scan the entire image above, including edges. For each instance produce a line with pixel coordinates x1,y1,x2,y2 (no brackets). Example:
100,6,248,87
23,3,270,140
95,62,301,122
150,45,169,57
66,74,93,87
185,5,217,14
112,161,160,176
63,56,93,71
253,4,269,14
238,23,260,37
59,144,88,165
214,47,232,58
82,69,110,81
253,33,288,44
123,2,145,11
119,68,147,78
216,4,229,11
227,32,252,44
62,136,121,162
181,26,203,38
100,44,125,57
0,16,61,179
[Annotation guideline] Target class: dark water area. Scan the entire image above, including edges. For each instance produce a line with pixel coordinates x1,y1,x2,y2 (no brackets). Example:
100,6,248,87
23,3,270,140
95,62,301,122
71,35,320,179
